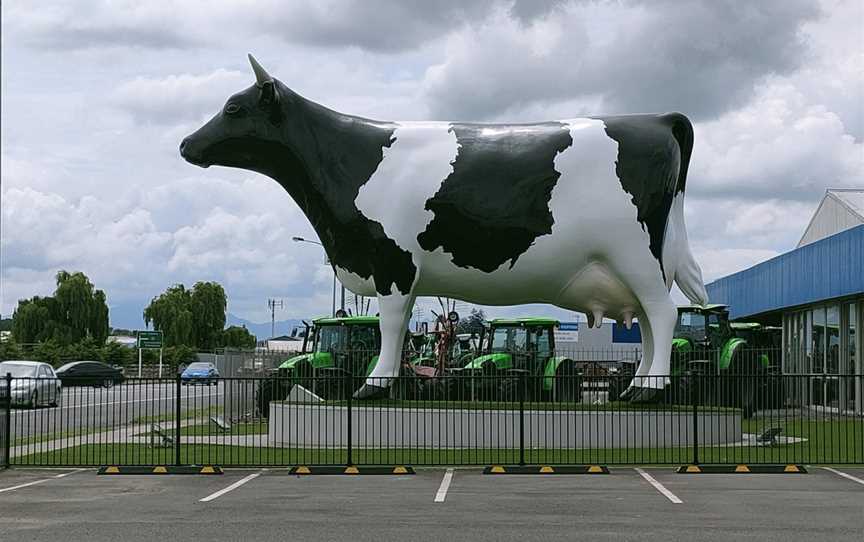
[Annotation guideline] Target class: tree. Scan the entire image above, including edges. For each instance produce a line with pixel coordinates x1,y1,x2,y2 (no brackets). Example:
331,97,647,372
191,281,227,349
12,271,109,346
222,325,256,349
12,297,52,344
143,281,228,349
143,284,194,347
457,308,486,336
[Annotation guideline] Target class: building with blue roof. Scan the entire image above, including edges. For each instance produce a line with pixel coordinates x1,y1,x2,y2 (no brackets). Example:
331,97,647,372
706,189,863,413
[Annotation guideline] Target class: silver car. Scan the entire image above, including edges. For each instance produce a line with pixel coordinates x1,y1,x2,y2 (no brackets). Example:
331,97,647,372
0,360,63,408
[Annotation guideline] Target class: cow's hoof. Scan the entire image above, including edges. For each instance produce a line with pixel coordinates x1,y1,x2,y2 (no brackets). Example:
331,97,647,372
618,385,637,401
628,386,662,404
353,383,389,400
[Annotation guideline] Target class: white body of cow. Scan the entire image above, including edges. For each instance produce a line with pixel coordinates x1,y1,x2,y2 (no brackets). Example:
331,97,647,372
334,119,708,396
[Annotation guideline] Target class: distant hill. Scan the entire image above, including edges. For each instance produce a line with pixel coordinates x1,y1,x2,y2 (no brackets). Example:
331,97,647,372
226,313,306,340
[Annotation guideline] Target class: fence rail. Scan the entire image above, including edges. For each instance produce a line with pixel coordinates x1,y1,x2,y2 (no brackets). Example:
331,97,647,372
3,370,862,467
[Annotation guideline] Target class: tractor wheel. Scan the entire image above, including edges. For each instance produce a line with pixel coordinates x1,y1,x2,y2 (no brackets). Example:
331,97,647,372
431,374,462,401
480,362,500,402
497,375,523,403
314,374,348,400
393,373,421,401
294,362,315,392
256,377,291,419
554,360,581,403
663,374,691,406
719,348,759,417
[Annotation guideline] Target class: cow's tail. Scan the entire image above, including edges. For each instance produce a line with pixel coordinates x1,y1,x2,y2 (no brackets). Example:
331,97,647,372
663,113,708,306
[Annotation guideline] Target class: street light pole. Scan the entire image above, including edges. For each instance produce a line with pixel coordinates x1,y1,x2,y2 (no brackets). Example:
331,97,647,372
292,236,338,317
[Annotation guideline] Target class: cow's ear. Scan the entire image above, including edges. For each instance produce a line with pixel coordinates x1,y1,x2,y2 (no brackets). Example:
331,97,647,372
258,81,283,123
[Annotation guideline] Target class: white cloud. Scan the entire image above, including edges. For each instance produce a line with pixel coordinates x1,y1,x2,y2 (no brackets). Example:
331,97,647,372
111,69,248,124
1,0,861,328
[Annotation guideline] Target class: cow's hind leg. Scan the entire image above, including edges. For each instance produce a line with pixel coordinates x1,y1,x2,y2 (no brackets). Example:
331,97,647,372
629,296,677,402
619,313,653,400
353,290,415,399
603,256,678,402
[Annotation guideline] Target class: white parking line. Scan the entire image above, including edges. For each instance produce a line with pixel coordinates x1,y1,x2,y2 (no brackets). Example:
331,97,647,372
200,470,264,502
0,468,86,494
822,467,864,486
435,468,454,503
634,468,682,504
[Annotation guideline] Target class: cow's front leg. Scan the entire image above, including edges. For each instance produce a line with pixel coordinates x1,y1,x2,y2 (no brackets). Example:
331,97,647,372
353,290,415,399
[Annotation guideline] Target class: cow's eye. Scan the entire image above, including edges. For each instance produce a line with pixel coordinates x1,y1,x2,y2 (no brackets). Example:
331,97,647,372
225,103,242,115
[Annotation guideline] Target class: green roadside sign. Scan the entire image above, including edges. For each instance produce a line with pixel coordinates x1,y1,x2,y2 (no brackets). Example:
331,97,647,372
137,330,163,349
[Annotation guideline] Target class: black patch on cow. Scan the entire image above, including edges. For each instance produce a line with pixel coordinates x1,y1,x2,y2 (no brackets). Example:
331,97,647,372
597,113,693,279
182,80,417,296
417,123,573,272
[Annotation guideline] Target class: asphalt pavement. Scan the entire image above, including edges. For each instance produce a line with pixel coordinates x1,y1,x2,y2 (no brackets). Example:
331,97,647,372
9,382,223,440
0,466,862,541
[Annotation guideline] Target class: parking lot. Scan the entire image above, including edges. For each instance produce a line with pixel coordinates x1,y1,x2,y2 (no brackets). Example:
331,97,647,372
1,466,862,541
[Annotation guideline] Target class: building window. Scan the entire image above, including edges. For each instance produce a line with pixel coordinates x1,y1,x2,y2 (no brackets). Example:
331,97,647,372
812,307,826,373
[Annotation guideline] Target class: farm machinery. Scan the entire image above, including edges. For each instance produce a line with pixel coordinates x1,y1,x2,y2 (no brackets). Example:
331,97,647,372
450,318,580,402
663,304,782,416
255,315,382,416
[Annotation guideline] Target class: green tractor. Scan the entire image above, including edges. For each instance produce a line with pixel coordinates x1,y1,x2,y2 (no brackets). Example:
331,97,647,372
256,316,381,416
453,318,579,402
667,304,781,416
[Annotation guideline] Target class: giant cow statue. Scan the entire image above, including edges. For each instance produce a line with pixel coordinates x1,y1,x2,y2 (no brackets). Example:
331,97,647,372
180,56,709,400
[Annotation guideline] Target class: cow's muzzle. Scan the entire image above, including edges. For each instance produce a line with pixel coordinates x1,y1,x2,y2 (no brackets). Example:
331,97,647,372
179,137,209,168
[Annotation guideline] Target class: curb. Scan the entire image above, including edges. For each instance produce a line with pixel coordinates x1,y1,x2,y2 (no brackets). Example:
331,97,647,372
676,464,807,474
289,465,415,475
98,465,223,475
483,465,609,475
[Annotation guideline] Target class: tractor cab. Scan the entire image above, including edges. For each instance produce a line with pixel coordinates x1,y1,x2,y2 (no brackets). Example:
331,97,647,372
280,315,382,379
458,318,579,401
481,318,556,372
674,304,732,348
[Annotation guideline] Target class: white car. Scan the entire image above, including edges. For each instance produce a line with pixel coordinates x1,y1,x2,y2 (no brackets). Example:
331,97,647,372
0,360,63,408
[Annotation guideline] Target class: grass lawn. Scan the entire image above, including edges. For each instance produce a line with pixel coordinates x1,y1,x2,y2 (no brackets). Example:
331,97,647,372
13,419,862,466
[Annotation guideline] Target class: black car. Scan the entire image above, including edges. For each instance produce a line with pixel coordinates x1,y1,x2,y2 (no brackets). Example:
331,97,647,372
55,361,125,388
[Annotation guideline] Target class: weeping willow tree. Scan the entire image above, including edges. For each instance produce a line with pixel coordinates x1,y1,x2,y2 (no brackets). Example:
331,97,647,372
143,281,226,349
12,271,110,345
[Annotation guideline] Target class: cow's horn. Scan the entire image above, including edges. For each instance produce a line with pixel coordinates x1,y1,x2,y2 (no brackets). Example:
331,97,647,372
248,53,272,87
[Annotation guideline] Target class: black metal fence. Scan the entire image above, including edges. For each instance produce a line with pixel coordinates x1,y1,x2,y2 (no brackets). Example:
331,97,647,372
1,376,9,469
3,367,862,467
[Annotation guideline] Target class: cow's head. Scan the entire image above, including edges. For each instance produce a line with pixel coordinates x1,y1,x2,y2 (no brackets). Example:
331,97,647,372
180,55,297,176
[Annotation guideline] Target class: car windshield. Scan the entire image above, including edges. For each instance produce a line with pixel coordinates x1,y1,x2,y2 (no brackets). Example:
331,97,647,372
0,363,38,377
56,362,78,372
316,326,348,353
490,327,528,352
187,363,212,370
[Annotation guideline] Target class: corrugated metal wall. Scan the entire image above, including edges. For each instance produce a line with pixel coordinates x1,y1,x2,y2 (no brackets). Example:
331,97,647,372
798,194,864,247
707,224,864,320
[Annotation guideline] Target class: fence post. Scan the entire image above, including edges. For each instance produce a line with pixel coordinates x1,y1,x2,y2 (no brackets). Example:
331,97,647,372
346,371,353,467
175,374,182,466
519,371,526,466
691,371,699,465
4,374,11,469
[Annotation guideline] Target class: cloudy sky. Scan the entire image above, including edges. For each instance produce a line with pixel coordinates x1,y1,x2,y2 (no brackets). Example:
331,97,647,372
1,0,862,329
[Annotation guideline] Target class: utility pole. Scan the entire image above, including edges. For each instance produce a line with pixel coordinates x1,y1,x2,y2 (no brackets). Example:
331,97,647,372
267,299,284,339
